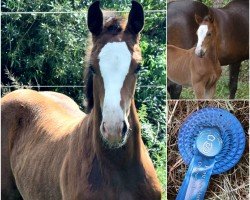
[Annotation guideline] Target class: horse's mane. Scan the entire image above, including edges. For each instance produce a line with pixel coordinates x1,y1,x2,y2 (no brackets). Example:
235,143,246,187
84,13,128,113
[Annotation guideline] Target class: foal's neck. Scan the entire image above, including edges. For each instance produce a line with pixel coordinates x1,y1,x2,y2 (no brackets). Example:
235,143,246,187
204,40,219,64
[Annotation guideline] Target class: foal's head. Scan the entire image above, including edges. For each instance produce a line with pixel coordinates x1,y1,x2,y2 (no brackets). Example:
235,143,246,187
85,1,144,148
194,13,217,58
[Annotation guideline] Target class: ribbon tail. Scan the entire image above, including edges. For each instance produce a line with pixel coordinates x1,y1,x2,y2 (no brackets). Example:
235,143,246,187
176,152,216,200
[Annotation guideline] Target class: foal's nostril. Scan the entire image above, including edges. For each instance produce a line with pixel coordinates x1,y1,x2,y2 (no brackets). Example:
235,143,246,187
201,50,205,57
198,51,204,58
122,121,128,138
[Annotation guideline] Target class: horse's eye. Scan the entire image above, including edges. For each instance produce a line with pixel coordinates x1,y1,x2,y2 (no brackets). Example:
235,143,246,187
89,66,95,74
207,33,211,36
134,65,141,74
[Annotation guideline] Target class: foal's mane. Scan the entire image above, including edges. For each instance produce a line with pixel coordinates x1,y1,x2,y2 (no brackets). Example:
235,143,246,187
84,13,129,113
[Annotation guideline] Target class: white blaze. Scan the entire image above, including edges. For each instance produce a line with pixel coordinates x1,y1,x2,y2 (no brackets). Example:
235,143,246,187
98,42,131,122
195,25,208,55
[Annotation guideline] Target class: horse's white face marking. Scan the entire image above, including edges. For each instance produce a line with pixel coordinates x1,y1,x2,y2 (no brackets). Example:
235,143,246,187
195,25,208,56
99,41,131,131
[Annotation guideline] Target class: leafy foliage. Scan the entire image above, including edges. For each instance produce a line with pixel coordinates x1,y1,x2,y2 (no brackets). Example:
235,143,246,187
1,0,166,12
201,0,232,7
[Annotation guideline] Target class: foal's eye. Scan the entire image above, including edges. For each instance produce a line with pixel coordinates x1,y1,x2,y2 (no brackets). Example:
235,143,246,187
134,65,141,74
89,66,95,74
207,33,211,37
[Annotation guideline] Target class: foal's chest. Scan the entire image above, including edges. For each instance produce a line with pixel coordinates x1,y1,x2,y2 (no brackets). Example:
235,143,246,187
82,183,158,200
82,167,160,200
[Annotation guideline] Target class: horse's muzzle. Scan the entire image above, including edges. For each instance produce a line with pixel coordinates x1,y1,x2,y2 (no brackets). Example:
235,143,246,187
100,120,129,147
195,49,205,58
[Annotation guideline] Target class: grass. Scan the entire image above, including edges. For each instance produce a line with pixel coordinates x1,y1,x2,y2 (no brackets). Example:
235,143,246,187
167,100,249,200
168,60,249,100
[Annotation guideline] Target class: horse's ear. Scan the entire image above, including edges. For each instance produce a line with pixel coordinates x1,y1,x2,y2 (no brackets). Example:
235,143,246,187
207,9,214,23
87,1,103,36
126,1,144,34
208,15,214,23
195,14,203,24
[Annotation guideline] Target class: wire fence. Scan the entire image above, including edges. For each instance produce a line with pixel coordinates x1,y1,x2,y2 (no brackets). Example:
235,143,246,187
1,8,166,91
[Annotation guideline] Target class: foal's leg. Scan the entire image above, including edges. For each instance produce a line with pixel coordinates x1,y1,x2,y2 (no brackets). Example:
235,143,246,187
229,62,241,99
205,85,216,99
193,82,206,99
167,79,182,99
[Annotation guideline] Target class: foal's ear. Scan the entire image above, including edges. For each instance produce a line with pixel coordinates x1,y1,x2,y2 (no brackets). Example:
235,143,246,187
207,10,214,23
126,1,144,34
87,1,103,36
195,14,203,24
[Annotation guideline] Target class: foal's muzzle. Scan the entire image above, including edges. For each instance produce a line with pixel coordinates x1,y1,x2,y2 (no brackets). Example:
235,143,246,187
195,49,205,58
100,120,129,147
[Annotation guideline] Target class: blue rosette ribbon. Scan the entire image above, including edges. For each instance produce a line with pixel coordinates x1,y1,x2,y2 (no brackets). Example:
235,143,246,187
176,108,245,200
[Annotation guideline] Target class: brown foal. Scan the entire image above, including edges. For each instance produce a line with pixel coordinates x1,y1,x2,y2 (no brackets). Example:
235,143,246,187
167,14,222,99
